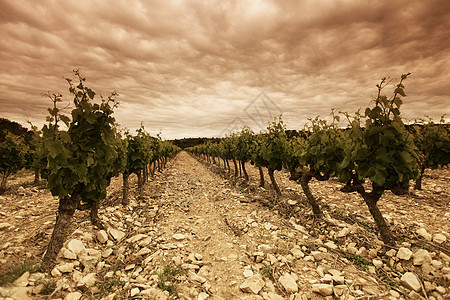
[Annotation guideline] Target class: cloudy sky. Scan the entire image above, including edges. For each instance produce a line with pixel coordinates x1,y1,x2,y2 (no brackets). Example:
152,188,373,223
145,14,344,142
1,0,449,139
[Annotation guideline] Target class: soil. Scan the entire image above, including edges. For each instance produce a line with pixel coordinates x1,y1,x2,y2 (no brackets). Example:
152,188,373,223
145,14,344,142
0,151,448,299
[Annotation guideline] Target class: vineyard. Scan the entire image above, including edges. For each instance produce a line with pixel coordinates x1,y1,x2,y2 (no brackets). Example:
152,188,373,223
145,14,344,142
0,73,449,299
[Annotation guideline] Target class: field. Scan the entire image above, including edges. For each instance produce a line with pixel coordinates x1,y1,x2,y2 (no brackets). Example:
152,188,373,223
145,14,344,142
0,151,449,299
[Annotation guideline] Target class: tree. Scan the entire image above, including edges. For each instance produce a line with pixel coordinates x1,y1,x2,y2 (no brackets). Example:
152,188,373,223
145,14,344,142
0,132,27,194
411,117,450,190
234,127,254,181
41,71,122,269
337,74,419,245
260,117,288,196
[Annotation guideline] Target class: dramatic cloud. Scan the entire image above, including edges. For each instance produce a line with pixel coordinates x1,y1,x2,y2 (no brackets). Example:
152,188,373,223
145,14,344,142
1,0,449,139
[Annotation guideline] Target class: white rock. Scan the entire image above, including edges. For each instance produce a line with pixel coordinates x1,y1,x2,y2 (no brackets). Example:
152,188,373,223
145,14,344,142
372,259,383,268
263,292,284,300
385,249,397,257
324,241,338,250
8,286,32,300
413,249,432,266
67,239,86,256
243,269,254,278
0,222,13,231
65,291,82,300
61,248,77,260
397,247,413,260
78,273,96,287
433,233,447,244
312,283,333,296
188,271,207,284
172,233,185,241
96,230,108,243
290,248,305,259
416,228,432,241
336,228,350,238
198,292,209,300
278,273,298,293
51,267,62,277
108,228,126,242
13,271,29,287
401,272,421,292
240,274,265,294
102,248,113,258
130,287,140,297
57,263,74,273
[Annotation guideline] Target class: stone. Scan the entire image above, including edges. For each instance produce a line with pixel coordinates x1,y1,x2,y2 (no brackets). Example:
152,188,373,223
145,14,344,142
435,286,446,294
78,273,96,287
61,248,77,260
8,286,32,300
397,247,413,260
372,259,383,268
401,272,421,292
102,248,113,258
278,273,298,293
108,228,126,242
416,228,432,241
96,230,108,243
243,269,254,278
65,292,82,300
240,274,265,294
57,263,74,273
336,227,350,238
130,287,140,297
141,288,169,299
324,241,338,250
13,271,29,287
67,239,86,256
290,248,305,259
51,267,62,277
172,233,185,241
413,249,432,266
385,249,397,257
262,292,284,300
433,233,446,244
267,254,277,265
440,252,450,263
79,255,99,271
312,284,333,296
0,222,13,231
188,271,206,284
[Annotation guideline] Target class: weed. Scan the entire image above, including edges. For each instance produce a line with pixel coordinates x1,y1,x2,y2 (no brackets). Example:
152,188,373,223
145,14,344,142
383,278,398,288
0,260,41,286
346,254,369,272
41,280,57,295
97,276,125,298
156,264,185,296
260,265,273,279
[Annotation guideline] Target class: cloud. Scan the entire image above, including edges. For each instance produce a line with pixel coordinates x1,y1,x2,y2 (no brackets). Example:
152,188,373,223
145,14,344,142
0,0,449,139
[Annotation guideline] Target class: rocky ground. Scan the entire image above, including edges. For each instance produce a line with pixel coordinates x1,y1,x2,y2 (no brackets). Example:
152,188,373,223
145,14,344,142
0,151,448,299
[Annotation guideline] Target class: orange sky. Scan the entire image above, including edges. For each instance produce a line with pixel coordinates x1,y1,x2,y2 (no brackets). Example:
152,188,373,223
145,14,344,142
1,0,449,139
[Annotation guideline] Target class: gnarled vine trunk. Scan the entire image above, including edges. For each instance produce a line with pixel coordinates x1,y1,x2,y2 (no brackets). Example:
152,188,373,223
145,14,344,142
268,168,281,196
232,158,238,178
34,169,40,185
258,166,265,187
356,183,395,245
241,161,249,181
90,200,104,229
42,193,81,271
122,172,130,206
300,171,322,216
